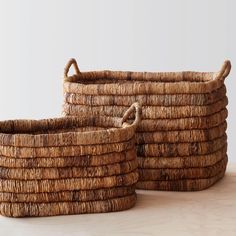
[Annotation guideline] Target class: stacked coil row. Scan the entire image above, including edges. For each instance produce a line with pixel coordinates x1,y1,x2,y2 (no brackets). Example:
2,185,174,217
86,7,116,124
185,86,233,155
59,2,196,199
63,59,230,191
0,104,140,217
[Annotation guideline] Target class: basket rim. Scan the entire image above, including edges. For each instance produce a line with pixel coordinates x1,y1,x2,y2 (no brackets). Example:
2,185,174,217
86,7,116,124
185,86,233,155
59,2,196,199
64,59,231,85
0,103,140,133
0,106,141,147
63,59,231,95
0,116,126,135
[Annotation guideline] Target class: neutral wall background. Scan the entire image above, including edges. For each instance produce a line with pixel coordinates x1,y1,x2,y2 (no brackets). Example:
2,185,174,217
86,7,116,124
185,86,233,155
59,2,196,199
0,0,235,162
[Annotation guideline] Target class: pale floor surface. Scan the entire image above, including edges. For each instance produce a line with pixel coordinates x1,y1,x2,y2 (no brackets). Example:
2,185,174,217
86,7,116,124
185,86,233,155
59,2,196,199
0,165,235,236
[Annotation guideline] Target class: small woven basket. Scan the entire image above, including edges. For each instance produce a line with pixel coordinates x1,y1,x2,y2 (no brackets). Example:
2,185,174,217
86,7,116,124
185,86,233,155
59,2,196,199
0,103,141,217
63,58,231,191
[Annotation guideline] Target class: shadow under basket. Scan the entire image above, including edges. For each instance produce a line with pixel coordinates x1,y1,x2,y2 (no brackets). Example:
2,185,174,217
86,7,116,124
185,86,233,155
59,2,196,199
0,103,141,217
63,59,231,191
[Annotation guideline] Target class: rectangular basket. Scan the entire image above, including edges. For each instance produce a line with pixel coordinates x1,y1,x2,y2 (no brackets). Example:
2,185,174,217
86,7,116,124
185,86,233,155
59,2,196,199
63,59,230,191
0,103,141,217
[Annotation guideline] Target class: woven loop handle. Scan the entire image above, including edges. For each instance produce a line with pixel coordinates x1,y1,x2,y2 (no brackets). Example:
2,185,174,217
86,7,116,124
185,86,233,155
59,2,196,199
64,58,80,78
216,60,231,80
122,102,141,127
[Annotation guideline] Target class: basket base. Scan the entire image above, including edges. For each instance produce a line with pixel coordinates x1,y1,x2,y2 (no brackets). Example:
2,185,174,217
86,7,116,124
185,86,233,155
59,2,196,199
138,156,227,181
0,193,136,217
136,167,226,191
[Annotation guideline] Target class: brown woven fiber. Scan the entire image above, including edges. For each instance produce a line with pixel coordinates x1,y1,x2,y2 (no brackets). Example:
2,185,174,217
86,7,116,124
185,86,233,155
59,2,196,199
0,186,136,203
0,149,136,168
63,58,230,191
138,156,228,181
0,102,141,217
136,168,226,191
0,194,136,217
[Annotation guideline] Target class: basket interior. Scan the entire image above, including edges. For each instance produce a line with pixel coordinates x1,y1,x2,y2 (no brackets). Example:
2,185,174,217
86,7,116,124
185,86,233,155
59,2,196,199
0,117,119,135
22,126,109,135
68,71,215,84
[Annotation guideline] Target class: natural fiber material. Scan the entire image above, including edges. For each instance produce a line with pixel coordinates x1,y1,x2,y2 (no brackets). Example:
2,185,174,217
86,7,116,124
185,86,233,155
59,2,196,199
0,149,136,168
136,168,226,191
138,109,227,131
136,122,227,143
0,186,135,203
63,97,228,119
0,171,138,193
138,156,227,181
63,58,231,191
0,139,135,158
0,103,141,217
0,194,136,217
0,160,137,180
138,145,227,169
136,134,226,157
65,85,226,106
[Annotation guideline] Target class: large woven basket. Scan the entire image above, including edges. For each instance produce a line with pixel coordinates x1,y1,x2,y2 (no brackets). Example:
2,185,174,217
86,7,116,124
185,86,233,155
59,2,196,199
63,59,231,191
0,103,141,217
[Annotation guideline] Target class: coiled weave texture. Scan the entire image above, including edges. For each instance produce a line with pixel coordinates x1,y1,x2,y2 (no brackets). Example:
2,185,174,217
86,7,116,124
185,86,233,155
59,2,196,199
0,103,141,217
63,59,230,191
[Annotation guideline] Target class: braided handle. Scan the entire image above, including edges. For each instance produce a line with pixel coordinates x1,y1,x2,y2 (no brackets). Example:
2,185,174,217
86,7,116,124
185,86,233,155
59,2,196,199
121,102,141,128
64,58,80,78
216,60,231,80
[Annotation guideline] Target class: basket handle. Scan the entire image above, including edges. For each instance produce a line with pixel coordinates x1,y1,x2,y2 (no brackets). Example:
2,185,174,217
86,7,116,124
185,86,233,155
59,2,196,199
64,58,80,78
216,60,231,80
121,102,141,128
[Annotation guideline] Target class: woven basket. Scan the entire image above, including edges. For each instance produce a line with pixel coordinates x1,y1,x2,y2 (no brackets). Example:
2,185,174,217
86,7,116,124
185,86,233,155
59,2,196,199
63,59,230,191
0,103,141,217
